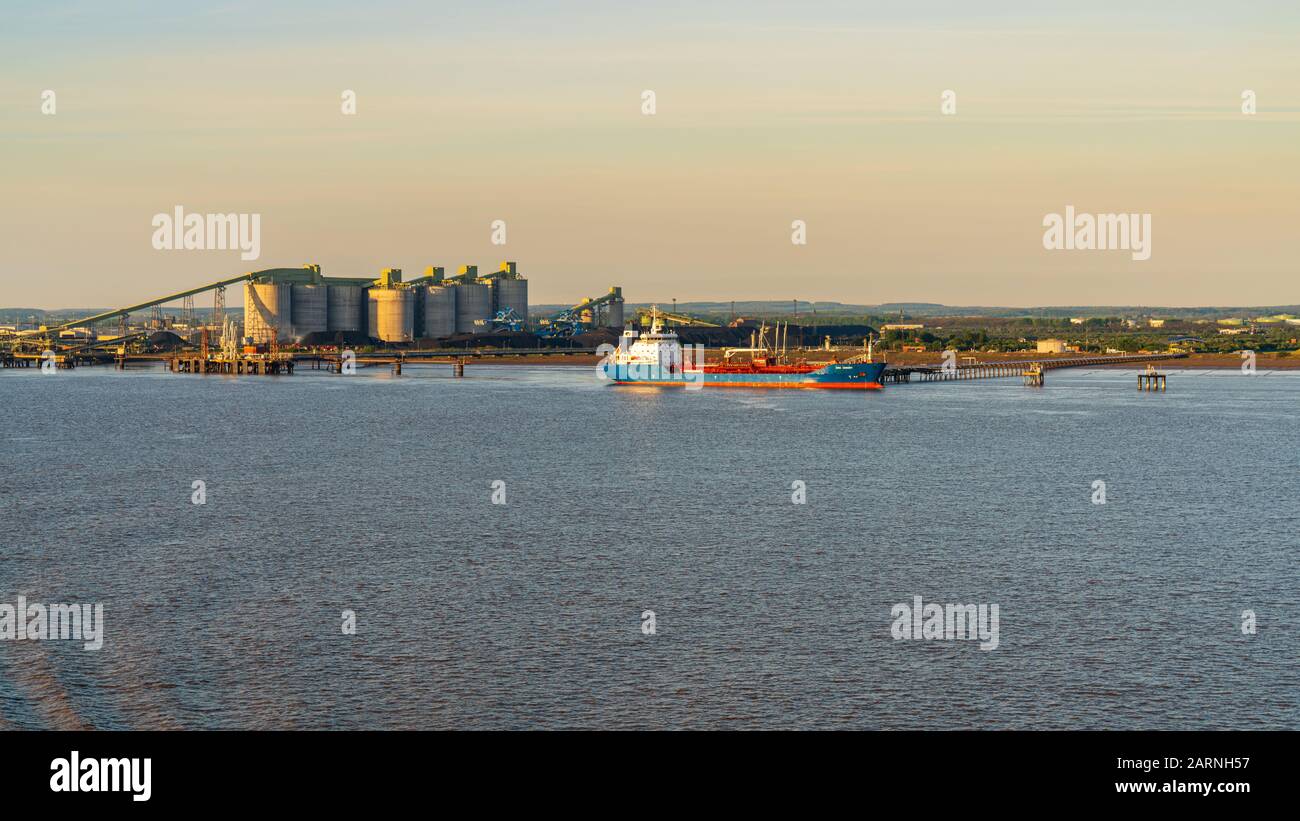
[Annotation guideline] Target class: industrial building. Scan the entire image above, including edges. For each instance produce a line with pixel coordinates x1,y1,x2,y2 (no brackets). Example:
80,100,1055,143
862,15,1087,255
12,260,626,352
243,264,373,344
241,260,553,344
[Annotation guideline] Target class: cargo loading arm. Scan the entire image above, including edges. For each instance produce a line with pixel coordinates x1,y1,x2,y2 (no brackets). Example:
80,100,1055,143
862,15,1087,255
632,308,719,327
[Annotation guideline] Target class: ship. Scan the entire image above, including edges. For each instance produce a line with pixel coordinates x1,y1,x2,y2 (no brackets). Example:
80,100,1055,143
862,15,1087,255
599,310,887,389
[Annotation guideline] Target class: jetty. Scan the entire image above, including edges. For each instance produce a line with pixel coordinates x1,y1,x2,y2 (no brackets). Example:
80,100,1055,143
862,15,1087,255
882,353,1185,384
1138,364,1167,391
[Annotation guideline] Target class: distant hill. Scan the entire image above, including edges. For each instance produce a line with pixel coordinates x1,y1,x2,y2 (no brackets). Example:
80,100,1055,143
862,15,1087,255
530,301,1300,321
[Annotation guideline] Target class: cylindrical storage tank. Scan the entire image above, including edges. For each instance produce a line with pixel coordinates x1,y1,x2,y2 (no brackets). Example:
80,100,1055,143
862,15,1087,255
290,284,327,338
243,282,292,343
422,285,457,339
326,285,363,333
454,282,492,333
491,278,528,325
607,299,625,329
367,288,414,343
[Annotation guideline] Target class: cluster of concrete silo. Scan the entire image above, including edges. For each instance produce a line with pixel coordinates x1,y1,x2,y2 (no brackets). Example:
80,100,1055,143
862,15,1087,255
242,261,541,345
244,280,367,343
416,262,528,336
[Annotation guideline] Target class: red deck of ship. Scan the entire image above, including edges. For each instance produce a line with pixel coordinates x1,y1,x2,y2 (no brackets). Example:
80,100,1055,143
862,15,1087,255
699,363,823,375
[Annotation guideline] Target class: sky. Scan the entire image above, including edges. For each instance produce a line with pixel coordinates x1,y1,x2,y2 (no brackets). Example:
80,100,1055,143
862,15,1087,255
2,1,1299,309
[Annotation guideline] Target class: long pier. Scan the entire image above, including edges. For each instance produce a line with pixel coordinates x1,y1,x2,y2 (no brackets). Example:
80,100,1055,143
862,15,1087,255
6,346,1187,384
159,347,601,377
1,352,80,370
294,347,598,364
170,355,295,375
882,353,1187,384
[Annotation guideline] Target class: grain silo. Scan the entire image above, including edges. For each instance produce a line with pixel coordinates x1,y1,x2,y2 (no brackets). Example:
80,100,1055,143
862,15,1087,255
244,281,292,343
454,282,492,333
421,285,457,339
290,284,327,338
326,285,364,333
491,278,528,324
605,286,624,328
368,288,415,343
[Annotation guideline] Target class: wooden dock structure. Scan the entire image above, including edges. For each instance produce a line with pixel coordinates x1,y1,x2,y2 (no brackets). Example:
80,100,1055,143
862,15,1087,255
1023,363,1044,386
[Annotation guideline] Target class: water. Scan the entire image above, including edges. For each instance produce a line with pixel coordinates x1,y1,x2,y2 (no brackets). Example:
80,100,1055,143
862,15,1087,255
1,364,1296,729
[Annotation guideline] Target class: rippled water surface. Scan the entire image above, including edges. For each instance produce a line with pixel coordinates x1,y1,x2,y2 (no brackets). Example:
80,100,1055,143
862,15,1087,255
1,364,1296,729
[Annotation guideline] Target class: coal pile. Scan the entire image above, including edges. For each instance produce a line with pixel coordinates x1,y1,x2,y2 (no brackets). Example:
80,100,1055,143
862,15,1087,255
146,330,185,351
570,328,620,348
299,330,371,348
675,327,746,347
433,331,545,349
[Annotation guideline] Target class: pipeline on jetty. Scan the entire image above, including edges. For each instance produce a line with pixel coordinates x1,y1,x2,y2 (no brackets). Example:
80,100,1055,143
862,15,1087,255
881,353,1186,384
159,347,600,377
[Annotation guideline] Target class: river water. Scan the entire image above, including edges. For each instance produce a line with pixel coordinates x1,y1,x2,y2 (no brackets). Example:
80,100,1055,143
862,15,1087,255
0,363,1295,729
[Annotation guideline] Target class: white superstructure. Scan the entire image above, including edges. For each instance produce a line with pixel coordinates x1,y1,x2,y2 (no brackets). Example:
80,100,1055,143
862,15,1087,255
610,307,684,370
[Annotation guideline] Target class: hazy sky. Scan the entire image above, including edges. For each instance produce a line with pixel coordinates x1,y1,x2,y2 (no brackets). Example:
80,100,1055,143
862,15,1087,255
3,1,1298,309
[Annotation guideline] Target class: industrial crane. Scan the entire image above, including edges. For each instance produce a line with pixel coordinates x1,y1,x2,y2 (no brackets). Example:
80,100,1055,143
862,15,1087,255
488,307,525,332
537,287,624,338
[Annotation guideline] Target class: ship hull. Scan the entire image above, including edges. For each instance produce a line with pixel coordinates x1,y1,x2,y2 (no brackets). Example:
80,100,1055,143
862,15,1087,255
603,361,887,390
